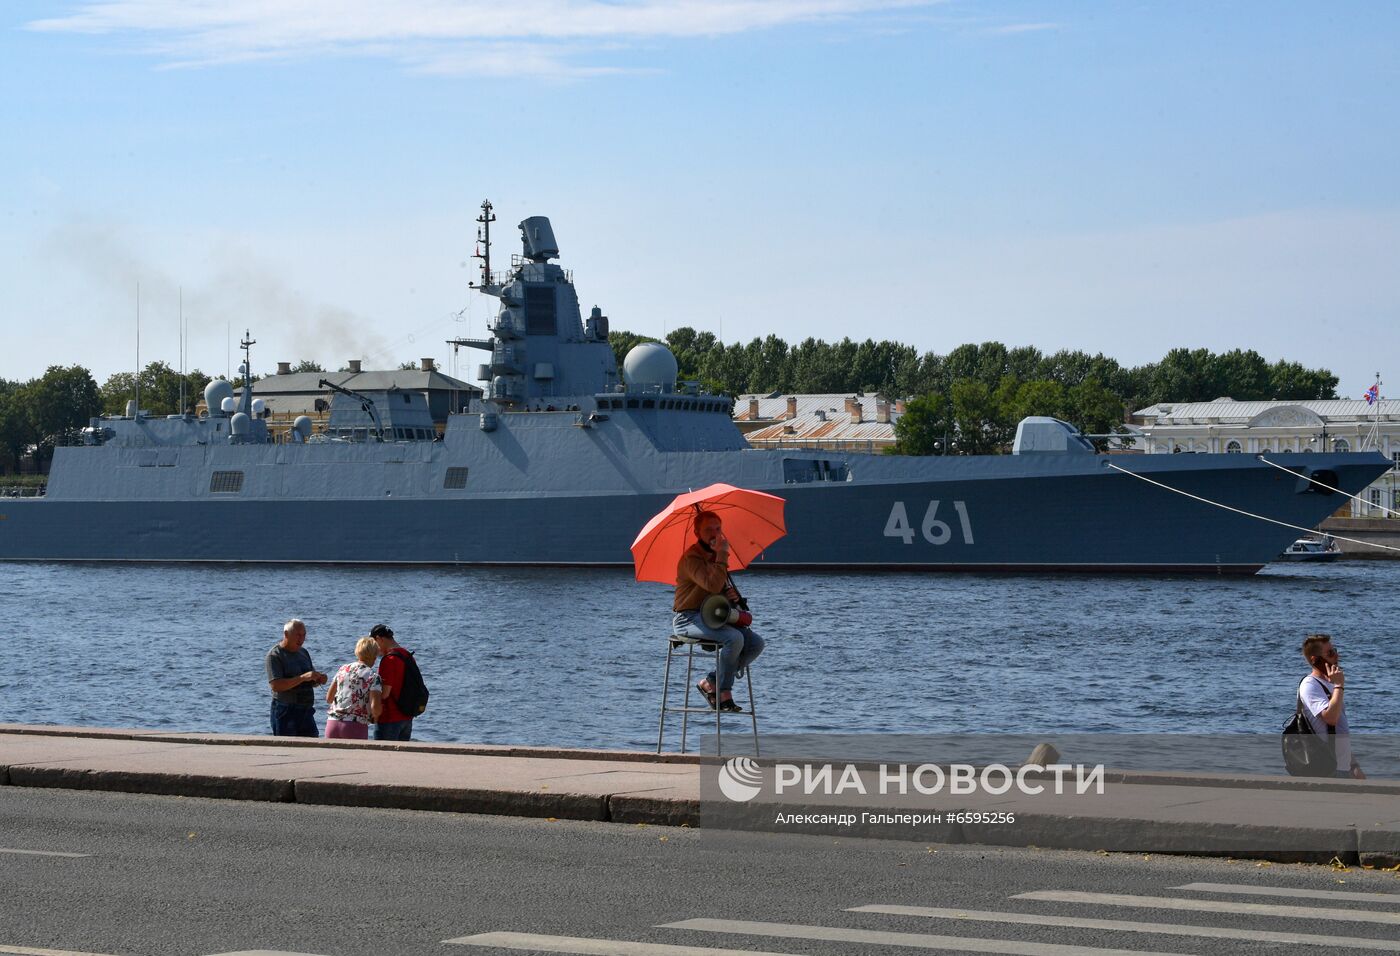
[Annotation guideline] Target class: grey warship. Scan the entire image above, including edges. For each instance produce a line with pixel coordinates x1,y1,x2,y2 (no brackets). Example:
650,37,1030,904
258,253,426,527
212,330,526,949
0,204,1390,572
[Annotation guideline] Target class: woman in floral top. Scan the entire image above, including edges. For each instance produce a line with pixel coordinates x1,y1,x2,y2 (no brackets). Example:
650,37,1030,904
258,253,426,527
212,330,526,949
324,637,384,740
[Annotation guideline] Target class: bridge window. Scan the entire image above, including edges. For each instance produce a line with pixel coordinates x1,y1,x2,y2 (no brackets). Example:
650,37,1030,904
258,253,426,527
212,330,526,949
444,467,470,490
210,471,244,494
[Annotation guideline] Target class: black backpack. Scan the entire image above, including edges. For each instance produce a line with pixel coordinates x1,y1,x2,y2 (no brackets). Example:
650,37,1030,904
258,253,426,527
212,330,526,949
1281,678,1336,777
388,648,430,718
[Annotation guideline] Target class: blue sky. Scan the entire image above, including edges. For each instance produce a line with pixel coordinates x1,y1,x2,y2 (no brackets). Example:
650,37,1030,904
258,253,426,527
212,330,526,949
2,1,1397,399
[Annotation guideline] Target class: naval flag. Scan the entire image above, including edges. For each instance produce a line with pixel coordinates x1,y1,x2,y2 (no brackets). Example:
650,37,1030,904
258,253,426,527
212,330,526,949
1364,383,1380,405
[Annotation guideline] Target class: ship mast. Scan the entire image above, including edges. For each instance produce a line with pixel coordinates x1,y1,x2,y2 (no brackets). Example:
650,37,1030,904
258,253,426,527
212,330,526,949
469,199,497,294
238,329,256,415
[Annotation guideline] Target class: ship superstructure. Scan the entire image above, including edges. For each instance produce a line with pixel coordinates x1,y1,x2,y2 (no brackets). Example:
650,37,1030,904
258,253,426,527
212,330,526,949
0,204,1390,571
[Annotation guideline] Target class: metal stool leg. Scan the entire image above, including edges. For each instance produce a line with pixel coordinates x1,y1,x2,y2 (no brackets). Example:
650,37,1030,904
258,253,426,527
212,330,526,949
712,644,723,757
656,640,675,754
744,666,756,755
679,642,696,755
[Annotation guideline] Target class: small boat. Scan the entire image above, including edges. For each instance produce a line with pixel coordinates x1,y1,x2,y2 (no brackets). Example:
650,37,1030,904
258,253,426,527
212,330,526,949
1277,536,1342,562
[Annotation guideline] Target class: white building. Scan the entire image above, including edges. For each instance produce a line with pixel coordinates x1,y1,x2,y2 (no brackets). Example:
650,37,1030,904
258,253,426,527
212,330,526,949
1133,399,1400,517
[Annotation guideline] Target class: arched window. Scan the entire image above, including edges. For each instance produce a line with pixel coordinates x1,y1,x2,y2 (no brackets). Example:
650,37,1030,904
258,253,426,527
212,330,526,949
1225,440,1242,454
1333,438,1350,453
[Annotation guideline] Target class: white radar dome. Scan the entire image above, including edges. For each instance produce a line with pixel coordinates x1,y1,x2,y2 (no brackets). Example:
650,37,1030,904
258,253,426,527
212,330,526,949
293,415,313,440
219,397,237,414
251,398,266,416
204,379,235,413
623,342,678,391
229,412,251,437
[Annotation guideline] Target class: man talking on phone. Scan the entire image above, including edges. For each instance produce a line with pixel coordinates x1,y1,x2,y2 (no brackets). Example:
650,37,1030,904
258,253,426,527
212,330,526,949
1299,633,1364,779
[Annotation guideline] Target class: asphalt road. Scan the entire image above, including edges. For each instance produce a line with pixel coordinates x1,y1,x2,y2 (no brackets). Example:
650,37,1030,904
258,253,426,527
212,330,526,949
1,787,1398,956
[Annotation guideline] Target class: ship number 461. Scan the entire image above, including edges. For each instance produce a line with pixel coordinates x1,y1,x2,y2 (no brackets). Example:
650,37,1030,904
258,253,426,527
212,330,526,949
883,501,974,545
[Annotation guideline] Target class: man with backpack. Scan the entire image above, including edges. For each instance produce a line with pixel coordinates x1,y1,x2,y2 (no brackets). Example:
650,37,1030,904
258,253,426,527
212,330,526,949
1299,633,1364,779
370,624,428,741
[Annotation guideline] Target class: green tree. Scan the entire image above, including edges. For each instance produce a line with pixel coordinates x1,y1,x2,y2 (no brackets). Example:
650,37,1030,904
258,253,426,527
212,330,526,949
1006,346,1045,383
0,380,35,474
291,359,325,373
100,362,212,416
950,379,1005,455
1150,347,1218,403
1065,376,1129,448
1269,360,1339,400
746,334,791,394
891,393,952,455
1011,379,1067,422
28,365,101,460
1210,349,1271,400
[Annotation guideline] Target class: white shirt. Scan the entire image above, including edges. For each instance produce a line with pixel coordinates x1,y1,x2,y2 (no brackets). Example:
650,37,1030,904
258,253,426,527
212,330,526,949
1299,675,1352,772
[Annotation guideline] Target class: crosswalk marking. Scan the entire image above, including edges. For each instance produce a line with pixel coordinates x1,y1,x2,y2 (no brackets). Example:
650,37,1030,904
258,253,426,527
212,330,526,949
1014,890,1400,926
661,918,1194,956
445,932,800,955
849,903,1400,951
1173,882,1400,904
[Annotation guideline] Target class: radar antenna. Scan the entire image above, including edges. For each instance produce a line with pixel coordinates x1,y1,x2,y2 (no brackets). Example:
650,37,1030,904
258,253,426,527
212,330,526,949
469,199,497,292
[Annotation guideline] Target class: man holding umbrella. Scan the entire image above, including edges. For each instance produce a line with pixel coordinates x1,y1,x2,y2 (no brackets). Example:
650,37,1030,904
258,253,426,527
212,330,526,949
672,510,765,711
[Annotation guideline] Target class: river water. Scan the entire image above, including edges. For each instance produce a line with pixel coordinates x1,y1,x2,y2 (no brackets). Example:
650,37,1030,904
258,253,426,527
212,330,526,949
3,560,1397,763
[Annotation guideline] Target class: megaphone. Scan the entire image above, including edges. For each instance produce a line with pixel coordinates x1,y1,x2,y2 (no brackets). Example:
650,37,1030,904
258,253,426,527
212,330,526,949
701,593,751,628
701,594,738,628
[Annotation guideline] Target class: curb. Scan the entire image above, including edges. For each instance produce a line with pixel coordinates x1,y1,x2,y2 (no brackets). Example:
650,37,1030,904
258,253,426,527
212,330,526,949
6,766,294,803
294,780,608,821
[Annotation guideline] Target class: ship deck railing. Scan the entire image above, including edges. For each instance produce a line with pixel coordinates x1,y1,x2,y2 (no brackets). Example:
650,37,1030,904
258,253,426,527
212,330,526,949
0,484,46,498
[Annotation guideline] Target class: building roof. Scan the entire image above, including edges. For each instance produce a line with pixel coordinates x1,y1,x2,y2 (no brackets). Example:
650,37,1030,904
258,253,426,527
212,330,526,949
238,369,481,396
735,392,893,422
1134,398,1400,424
746,416,897,444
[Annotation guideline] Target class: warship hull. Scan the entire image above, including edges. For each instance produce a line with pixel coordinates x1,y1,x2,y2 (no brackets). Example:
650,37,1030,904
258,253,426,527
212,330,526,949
1,440,1387,572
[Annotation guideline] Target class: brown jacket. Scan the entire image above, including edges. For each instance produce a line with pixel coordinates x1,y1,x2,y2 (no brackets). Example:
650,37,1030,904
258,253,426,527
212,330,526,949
673,542,730,612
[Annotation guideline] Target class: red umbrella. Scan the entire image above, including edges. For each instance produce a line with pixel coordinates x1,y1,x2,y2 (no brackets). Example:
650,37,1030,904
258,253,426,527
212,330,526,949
631,483,787,585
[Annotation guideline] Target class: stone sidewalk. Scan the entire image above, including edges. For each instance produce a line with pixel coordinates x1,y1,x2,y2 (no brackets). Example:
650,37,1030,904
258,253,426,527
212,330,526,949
2,724,1397,866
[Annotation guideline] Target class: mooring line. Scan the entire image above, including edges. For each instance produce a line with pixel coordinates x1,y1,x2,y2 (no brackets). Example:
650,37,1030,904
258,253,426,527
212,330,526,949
1103,462,1400,554
1256,455,1400,518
